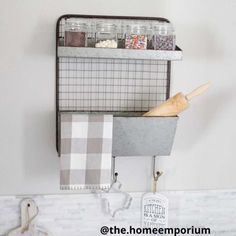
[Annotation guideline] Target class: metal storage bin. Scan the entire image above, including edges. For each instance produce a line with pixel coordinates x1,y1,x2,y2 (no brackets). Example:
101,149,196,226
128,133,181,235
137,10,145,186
112,116,178,156
58,113,178,157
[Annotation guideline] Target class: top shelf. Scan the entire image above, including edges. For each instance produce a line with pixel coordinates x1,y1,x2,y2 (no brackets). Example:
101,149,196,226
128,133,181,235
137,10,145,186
57,46,183,61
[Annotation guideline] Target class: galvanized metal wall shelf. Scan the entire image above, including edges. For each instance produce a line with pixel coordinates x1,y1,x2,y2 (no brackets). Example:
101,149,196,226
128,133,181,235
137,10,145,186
56,14,182,157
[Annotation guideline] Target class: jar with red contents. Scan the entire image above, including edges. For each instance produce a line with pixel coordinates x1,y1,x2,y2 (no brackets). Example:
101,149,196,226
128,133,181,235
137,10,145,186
125,25,147,50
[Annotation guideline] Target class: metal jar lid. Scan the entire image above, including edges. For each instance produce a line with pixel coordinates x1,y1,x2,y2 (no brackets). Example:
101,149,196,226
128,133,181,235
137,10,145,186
65,19,88,31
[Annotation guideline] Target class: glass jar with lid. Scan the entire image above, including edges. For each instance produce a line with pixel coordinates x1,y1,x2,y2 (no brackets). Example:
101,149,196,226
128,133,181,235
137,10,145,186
153,22,176,50
64,19,88,47
125,24,147,50
95,22,118,48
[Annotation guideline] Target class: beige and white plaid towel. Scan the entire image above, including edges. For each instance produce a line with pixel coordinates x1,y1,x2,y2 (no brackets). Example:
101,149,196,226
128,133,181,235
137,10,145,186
60,113,113,190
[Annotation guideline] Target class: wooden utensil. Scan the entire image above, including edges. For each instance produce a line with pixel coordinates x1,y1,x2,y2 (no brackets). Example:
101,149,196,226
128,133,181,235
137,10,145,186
143,82,210,117
7,198,52,236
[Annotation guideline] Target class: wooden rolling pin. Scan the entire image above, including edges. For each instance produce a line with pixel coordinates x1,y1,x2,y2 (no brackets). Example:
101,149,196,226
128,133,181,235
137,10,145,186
143,82,210,117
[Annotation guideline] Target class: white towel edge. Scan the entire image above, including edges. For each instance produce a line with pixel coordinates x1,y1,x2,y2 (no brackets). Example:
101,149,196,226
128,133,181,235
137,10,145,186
60,184,111,190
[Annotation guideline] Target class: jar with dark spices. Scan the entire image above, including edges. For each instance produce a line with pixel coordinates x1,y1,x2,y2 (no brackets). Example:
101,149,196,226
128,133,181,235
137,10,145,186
153,23,176,50
65,19,88,47
125,25,147,50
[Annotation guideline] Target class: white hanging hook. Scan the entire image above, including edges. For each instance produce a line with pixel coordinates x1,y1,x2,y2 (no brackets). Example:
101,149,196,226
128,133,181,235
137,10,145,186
99,156,132,218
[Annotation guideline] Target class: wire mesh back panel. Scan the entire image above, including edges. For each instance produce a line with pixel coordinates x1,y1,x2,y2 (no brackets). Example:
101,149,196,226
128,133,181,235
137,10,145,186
57,15,171,114
59,57,168,112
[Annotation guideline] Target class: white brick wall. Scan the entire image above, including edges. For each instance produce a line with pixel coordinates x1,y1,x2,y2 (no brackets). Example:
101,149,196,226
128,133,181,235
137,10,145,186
0,190,236,236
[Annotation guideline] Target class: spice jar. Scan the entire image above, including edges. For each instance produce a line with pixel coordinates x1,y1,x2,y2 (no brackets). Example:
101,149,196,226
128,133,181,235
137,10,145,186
125,25,147,50
95,23,118,48
65,19,88,47
153,23,176,50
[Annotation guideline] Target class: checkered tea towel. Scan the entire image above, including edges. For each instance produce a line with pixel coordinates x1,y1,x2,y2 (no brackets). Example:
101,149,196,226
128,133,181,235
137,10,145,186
60,113,113,190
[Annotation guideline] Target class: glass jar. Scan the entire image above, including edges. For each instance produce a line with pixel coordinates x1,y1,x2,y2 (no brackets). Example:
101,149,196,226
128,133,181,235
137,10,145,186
95,23,118,48
153,23,176,50
125,25,147,50
64,19,88,47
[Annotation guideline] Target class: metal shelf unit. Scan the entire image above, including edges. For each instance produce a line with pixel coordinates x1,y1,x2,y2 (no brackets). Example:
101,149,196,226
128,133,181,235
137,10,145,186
56,14,182,156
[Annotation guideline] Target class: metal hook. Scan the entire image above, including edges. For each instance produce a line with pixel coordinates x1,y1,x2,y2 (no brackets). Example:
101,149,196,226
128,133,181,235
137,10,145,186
152,156,163,193
112,156,118,183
